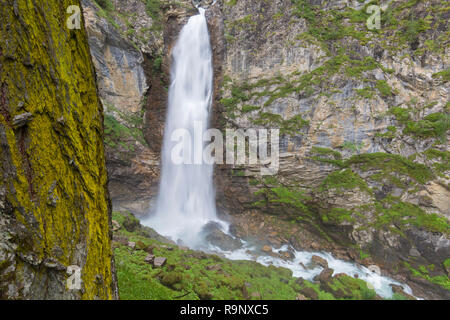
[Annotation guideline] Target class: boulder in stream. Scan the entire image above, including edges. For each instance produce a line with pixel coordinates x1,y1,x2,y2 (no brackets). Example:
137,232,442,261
202,222,243,251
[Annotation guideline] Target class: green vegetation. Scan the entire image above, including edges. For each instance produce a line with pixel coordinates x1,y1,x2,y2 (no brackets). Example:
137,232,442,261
93,0,120,29
225,0,238,6
405,262,450,291
432,69,450,82
104,109,146,151
321,208,358,225
145,0,163,31
375,80,393,97
347,152,434,185
252,113,309,136
373,196,449,235
423,149,450,177
112,212,383,300
310,149,434,187
96,0,114,11
319,169,371,194
390,107,450,142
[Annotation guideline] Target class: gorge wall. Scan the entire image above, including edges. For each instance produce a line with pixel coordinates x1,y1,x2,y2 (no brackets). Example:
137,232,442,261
0,0,118,299
213,0,449,299
82,0,449,299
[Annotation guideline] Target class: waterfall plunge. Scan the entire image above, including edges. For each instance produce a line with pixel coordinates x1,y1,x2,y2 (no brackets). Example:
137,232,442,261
144,8,223,247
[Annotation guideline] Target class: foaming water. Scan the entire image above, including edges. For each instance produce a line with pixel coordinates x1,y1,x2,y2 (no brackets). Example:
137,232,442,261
215,242,415,299
143,8,223,248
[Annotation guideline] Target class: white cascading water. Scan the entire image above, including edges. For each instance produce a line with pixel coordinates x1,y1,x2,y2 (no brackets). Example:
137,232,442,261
143,6,417,299
144,8,223,247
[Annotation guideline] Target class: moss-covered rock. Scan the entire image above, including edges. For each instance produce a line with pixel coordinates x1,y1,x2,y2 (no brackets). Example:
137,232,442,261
0,0,117,299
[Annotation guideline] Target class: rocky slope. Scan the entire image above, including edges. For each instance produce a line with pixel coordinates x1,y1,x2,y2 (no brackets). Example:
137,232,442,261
112,211,415,300
0,0,118,299
80,0,449,299
210,0,449,299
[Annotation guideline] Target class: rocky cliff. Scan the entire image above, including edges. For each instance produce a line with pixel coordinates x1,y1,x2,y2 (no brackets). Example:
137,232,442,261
79,0,448,299
210,0,449,299
0,0,118,299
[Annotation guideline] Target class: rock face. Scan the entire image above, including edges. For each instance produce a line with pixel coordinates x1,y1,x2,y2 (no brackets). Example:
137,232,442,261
0,0,118,299
80,0,160,216
206,0,449,299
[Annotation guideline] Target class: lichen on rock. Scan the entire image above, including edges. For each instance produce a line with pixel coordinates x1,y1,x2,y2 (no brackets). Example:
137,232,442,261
0,0,118,299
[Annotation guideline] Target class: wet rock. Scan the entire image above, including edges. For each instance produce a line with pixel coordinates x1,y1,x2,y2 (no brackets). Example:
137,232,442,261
311,255,329,269
189,251,208,260
289,236,302,251
314,268,334,283
268,237,282,248
144,245,154,254
261,245,272,253
202,222,243,251
298,262,307,270
138,225,176,244
390,284,415,300
242,282,252,299
296,277,305,286
279,249,295,261
153,257,167,268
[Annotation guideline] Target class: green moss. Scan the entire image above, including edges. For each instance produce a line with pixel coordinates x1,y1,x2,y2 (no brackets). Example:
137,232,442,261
322,208,356,224
309,147,345,166
432,69,450,82
327,275,377,300
374,197,449,235
113,212,384,300
319,169,371,194
347,152,434,185
356,87,376,99
95,0,114,11
311,147,343,160
404,112,450,142
443,259,450,269
251,112,309,136
225,0,238,6
145,0,163,31
375,80,393,97
405,262,450,291
375,126,397,138
0,0,115,299
241,105,260,113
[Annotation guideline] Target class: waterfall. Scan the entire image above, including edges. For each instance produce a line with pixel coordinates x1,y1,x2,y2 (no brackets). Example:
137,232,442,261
144,8,222,247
